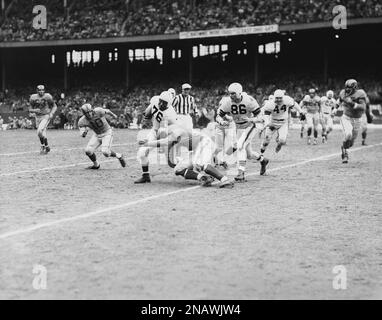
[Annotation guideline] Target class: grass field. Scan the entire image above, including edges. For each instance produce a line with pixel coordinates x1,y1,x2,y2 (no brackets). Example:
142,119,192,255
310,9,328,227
0,127,381,299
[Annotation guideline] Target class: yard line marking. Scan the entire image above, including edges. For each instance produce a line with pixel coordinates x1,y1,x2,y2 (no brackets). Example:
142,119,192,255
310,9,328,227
0,155,137,177
0,142,135,157
0,142,381,240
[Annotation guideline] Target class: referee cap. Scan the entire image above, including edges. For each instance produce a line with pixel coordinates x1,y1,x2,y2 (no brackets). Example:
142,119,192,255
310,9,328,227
182,83,192,90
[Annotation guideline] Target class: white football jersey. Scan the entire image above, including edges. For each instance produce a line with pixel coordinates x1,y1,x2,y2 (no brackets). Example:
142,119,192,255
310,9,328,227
300,95,321,114
145,96,179,130
263,95,299,123
320,97,337,114
217,92,260,129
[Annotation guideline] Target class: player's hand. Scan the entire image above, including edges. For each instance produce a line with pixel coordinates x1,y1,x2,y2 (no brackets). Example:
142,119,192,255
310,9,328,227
81,131,88,138
225,115,233,122
218,120,229,127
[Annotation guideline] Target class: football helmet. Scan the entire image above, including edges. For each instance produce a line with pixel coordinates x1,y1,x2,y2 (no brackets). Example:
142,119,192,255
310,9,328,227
228,83,243,103
345,79,358,95
158,91,172,111
81,103,94,118
274,89,284,105
37,85,45,96
168,88,176,98
326,90,334,99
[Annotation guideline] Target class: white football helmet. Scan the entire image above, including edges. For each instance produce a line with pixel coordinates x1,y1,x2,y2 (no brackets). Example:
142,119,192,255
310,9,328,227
168,88,176,98
228,83,243,102
274,89,285,105
326,90,334,99
158,91,173,110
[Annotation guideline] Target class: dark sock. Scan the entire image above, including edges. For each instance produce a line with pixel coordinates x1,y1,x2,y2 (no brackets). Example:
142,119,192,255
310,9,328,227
204,164,224,181
39,137,45,145
44,138,48,146
142,165,149,174
362,132,367,140
184,169,199,180
88,153,97,162
110,151,117,158
314,130,318,138
307,128,312,136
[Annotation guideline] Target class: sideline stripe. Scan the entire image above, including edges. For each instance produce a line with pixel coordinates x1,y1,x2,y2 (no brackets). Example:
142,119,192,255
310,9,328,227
0,142,135,157
0,142,381,240
0,155,137,177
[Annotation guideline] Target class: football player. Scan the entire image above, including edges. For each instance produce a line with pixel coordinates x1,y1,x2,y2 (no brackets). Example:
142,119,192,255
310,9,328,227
216,82,269,182
78,104,126,169
335,79,367,163
139,123,234,188
29,85,57,154
300,88,321,145
260,90,305,154
320,90,338,142
135,91,179,183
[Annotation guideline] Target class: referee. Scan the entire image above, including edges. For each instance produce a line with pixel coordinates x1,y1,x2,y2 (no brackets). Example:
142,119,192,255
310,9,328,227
172,83,195,131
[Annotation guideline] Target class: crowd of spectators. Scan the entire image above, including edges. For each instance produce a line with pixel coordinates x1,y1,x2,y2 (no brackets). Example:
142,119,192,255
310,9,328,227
1,0,381,42
1,75,381,130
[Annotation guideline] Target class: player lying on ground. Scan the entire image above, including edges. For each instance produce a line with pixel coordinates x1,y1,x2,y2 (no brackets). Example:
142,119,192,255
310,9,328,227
300,88,321,145
135,90,234,188
319,90,337,143
216,82,269,182
138,123,235,188
260,89,305,154
28,85,57,154
334,79,367,163
78,104,126,169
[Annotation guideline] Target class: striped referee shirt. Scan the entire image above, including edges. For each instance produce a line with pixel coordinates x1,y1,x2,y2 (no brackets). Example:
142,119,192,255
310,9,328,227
172,94,195,115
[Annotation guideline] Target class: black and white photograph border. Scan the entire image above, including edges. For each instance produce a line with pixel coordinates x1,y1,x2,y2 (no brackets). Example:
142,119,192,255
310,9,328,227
0,0,381,301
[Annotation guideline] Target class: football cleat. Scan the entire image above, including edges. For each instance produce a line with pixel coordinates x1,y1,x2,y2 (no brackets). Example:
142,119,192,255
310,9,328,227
45,146,51,154
134,174,151,184
234,171,246,182
118,155,126,168
313,139,318,145
40,146,46,154
260,158,269,176
307,138,311,145
219,179,235,189
199,174,214,187
362,140,367,146
87,164,100,170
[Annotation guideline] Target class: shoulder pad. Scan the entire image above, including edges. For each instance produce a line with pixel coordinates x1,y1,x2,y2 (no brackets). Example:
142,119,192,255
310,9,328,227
284,95,295,105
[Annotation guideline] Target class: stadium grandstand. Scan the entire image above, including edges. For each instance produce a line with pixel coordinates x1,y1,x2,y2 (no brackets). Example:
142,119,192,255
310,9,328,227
0,0,381,128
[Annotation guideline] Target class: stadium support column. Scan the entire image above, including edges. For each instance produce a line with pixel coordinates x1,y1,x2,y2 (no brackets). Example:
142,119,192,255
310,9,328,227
1,49,6,92
125,50,130,90
323,46,328,84
249,38,260,86
63,48,68,91
186,41,193,84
